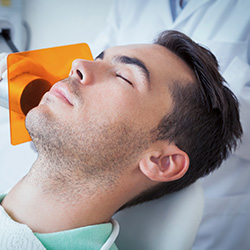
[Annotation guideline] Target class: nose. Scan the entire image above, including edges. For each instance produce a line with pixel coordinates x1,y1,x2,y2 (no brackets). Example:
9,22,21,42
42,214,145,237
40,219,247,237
70,59,94,84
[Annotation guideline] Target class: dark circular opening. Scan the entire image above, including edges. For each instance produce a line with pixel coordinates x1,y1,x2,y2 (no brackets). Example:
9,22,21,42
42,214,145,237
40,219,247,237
20,78,51,115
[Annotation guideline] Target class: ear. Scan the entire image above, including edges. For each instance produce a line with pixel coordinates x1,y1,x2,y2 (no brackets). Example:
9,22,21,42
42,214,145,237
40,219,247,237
139,142,189,182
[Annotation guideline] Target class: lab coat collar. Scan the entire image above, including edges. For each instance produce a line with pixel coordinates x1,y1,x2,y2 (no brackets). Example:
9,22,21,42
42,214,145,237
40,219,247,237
172,0,212,28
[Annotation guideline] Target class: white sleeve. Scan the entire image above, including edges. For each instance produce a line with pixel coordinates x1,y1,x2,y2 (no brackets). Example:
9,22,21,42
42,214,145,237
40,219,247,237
223,56,250,161
89,0,120,57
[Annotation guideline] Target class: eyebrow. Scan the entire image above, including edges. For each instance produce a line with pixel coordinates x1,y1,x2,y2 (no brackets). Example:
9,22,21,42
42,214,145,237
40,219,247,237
95,51,151,89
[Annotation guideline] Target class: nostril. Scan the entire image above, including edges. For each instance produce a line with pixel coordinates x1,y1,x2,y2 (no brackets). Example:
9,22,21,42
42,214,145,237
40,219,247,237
76,69,83,80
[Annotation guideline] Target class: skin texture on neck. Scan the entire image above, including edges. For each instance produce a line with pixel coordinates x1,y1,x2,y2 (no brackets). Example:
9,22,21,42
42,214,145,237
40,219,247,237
2,154,153,233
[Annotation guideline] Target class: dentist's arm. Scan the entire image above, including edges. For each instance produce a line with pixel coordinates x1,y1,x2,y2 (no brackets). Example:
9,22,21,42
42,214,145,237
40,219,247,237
0,53,59,83
0,53,8,80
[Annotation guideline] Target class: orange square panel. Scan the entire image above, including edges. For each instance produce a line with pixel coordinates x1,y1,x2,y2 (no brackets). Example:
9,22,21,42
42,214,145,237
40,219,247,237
7,43,93,145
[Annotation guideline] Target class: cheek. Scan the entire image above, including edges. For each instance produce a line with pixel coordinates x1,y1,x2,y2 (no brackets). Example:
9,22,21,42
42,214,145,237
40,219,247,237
79,87,138,123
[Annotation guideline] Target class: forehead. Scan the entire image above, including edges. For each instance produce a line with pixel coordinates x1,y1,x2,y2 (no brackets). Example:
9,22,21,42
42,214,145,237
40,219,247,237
105,43,196,88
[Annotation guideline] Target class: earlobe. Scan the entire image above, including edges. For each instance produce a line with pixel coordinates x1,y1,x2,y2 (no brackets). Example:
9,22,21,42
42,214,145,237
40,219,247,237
139,144,189,183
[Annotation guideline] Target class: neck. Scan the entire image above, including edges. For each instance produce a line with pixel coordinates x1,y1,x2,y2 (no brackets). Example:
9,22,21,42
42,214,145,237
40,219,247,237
1,156,131,233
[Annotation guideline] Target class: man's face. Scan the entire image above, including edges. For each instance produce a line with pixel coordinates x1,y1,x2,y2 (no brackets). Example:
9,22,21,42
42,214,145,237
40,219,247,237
26,44,194,180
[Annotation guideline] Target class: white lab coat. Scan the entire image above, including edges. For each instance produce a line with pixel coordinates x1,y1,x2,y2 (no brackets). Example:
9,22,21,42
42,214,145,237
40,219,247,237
90,0,250,249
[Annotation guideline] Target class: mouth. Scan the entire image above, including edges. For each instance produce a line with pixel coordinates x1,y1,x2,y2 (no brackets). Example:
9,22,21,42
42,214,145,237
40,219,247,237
49,81,74,106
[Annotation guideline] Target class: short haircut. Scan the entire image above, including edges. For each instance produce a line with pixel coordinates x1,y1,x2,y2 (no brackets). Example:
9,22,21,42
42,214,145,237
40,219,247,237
120,30,243,210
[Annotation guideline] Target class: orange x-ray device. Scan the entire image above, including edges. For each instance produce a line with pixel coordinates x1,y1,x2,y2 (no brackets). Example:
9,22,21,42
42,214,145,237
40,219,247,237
5,43,93,145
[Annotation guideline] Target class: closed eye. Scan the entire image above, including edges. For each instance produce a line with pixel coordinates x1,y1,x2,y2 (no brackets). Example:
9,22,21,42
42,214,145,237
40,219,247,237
116,74,134,87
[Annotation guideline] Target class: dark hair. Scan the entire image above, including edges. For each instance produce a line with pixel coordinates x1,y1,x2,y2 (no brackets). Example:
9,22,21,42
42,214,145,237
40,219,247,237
120,30,243,210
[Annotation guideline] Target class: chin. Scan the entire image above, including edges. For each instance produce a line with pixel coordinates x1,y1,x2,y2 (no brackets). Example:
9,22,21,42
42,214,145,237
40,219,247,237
25,104,50,140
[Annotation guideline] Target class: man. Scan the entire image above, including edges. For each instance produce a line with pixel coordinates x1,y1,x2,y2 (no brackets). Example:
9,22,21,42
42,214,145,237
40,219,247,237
90,1,250,249
0,30,242,249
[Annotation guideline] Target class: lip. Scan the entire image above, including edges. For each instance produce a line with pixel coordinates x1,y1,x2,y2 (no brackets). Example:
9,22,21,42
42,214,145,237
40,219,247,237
49,82,74,106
